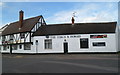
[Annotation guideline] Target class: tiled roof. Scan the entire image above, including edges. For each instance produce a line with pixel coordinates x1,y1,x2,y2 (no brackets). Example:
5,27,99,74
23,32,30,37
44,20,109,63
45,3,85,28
2,16,42,35
33,22,117,36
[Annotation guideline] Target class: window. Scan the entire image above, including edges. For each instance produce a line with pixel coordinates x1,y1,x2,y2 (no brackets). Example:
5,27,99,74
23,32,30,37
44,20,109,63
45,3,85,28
45,39,52,49
3,45,7,50
24,44,31,50
8,46,9,49
0,46,1,50
2,36,6,42
20,33,25,39
10,35,14,40
80,38,89,48
12,45,17,50
35,40,38,45
19,45,22,49
10,35,14,43
93,42,106,46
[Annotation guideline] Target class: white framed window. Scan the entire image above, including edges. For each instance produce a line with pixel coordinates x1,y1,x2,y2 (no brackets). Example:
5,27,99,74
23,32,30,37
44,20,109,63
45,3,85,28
10,35,14,40
19,45,22,49
12,45,17,50
44,39,52,49
20,33,25,39
3,45,7,50
0,46,1,50
24,44,31,50
93,42,106,46
2,36,6,42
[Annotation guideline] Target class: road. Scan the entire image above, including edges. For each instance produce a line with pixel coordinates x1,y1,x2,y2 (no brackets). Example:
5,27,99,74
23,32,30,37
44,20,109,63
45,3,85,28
2,54,119,73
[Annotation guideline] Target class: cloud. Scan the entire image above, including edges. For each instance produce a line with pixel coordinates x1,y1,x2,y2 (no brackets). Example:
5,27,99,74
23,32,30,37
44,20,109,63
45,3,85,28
46,3,118,24
0,2,4,7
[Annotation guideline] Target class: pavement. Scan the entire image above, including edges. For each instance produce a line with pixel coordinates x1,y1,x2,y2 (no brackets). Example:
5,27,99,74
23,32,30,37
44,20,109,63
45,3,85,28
1,54,119,73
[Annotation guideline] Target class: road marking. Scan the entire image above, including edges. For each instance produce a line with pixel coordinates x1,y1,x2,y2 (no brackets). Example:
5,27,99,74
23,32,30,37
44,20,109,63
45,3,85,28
43,60,118,72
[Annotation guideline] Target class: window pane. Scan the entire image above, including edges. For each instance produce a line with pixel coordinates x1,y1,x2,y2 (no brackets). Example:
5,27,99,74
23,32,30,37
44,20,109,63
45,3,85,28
80,38,89,48
12,45,17,50
20,33,25,39
19,45,22,49
93,42,106,46
24,44,31,50
44,39,52,49
3,45,7,50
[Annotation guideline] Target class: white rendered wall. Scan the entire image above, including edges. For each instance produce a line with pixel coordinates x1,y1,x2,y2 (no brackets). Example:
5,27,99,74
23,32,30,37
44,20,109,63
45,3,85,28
34,33,117,53
115,25,119,52
68,34,116,53
1,33,117,53
118,26,120,51
33,36,64,53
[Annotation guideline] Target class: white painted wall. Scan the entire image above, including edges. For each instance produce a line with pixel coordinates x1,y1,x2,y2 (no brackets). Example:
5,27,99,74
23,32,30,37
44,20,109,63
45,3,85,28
33,36,64,53
118,26,120,51
1,33,117,53
33,33,117,53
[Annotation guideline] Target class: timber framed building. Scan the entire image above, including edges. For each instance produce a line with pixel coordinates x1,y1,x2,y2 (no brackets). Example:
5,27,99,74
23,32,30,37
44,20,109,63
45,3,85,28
0,10,119,54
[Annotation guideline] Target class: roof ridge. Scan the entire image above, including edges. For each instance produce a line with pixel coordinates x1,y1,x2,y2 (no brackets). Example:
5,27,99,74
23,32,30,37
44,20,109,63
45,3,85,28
9,15,42,25
46,22,117,26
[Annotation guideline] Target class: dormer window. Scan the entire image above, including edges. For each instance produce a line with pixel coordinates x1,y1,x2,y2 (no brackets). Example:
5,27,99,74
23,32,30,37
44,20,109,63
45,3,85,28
20,33,25,39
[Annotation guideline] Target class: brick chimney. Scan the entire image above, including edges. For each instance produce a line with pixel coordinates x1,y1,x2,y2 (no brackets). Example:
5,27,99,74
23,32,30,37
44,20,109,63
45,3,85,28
19,10,24,30
71,17,75,25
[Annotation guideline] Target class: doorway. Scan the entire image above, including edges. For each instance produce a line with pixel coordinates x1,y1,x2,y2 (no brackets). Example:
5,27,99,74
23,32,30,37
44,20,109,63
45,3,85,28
10,45,12,54
63,42,68,54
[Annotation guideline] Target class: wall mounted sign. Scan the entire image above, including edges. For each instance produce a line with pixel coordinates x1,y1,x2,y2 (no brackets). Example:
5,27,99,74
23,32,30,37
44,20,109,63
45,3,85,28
90,35,107,38
48,35,81,39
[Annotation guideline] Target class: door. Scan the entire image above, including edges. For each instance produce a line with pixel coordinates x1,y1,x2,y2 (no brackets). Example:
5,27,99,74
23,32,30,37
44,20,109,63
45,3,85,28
10,45,12,54
64,42,68,54
36,40,38,53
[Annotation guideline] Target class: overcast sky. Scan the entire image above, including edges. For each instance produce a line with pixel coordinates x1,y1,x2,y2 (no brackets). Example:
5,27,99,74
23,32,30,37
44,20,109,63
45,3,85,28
0,1,119,28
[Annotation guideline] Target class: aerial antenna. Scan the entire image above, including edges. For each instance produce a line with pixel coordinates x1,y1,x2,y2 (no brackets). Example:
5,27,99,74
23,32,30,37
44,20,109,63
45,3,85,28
73,12,77,17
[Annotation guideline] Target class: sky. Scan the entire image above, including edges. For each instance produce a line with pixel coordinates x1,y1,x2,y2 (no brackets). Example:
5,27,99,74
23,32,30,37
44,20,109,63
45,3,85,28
0,2,119,28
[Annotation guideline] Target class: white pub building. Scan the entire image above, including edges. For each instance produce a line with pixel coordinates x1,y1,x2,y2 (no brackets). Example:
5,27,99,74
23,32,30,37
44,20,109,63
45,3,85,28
0,10,120,54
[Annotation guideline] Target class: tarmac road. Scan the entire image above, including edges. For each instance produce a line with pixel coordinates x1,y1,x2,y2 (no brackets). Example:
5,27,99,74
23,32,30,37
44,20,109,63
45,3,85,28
2,54,119,73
